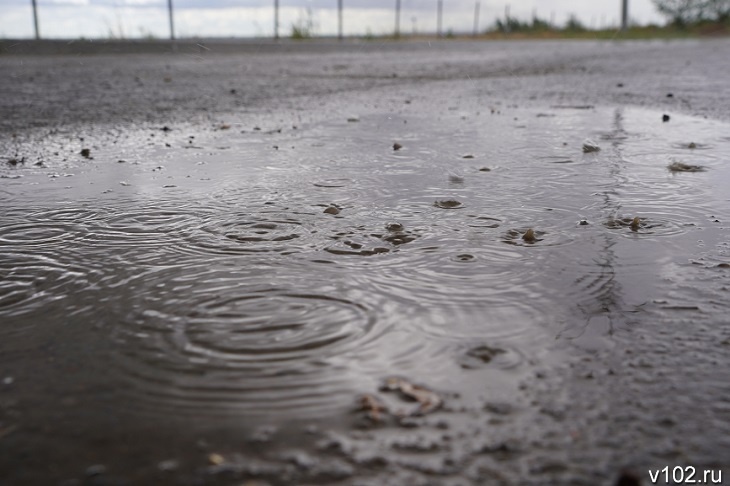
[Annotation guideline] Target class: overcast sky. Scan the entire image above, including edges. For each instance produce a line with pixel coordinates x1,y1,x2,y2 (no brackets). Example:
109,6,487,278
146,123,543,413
0,0,666,39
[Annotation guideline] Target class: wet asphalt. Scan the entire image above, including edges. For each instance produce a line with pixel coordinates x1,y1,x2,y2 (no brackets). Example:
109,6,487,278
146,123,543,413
1,38,730,486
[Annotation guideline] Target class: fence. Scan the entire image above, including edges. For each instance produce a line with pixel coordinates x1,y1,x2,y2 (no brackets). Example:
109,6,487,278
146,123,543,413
19,0,628,40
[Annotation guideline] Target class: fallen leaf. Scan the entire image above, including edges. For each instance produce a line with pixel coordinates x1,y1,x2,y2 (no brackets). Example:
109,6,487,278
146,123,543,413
383,377,442,415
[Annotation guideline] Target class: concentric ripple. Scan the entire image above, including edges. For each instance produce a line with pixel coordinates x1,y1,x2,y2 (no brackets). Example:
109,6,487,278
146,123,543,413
189,213,311,256
109,263,385,417
0,252,94,320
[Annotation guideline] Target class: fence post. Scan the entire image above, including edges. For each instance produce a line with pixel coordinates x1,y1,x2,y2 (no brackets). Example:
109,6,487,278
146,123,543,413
167,0,175,40
31,0,40,39
437,0,443,37
473,1,480,36
621,0,628,30
274,0,279,40
338,0,343,40
395,0,401,37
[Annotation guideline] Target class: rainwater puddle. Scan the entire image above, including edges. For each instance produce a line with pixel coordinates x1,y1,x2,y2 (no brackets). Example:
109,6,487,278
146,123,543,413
1,105,729,429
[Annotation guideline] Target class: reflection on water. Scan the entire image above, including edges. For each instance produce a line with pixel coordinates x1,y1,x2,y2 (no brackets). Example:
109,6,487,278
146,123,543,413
1,106,729,426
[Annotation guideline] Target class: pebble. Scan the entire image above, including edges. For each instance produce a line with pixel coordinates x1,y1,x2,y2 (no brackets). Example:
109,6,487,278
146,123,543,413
582,140,600,153
324,206,340,215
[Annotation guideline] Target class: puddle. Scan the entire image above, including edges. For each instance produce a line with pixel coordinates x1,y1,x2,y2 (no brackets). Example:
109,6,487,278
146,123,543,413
2,102,730,483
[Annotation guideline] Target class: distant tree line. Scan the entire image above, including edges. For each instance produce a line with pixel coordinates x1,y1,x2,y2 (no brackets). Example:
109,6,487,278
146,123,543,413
652,0,730,26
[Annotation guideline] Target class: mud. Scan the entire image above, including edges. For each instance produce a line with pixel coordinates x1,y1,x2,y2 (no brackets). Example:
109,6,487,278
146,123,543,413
1,39,730,485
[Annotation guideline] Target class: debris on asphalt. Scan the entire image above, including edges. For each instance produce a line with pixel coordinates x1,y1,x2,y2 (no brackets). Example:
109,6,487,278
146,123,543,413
582,140,600,153
522,228,537,243
6,157,24,166
479,167,491,172
630,216,642,231
347,116,360,123
208,453,225,466
382,377,442,416
80,148,91,158
359,394,387,422
462,154,475,159
392,142,402,151
434,199,463,209
324,206,341,215
688,142,697,149
662,114,671,122
668,161,705,172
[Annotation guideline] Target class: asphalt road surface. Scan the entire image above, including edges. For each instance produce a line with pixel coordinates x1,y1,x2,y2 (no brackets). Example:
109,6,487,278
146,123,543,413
1,38,729,486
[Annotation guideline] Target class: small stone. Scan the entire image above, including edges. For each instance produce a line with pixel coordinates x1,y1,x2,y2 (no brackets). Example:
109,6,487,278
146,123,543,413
324,206,340,215
662,114,670,122
462,154,475,159
668,161,704,172
386,222,404,232
616,83,624,87
717,263,730,269
434,199,463,209
667,93,674,98
582,140,600,153
579,219,589,226
80,148,91,158
119,181,130,186
393,142,403,151
347,116,360,122
630,216,641,231
522,228,537,243
479,167,491,172
208,453,224,465
688,142,697,149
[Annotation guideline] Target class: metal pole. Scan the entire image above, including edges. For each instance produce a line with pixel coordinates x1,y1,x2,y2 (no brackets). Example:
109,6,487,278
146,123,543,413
167,0,175,40
621,0,628,30
31,0,40,40
395,0,401,37
338,0,343,41
437,0,443,37
473,1,480,36
274,0,279,40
